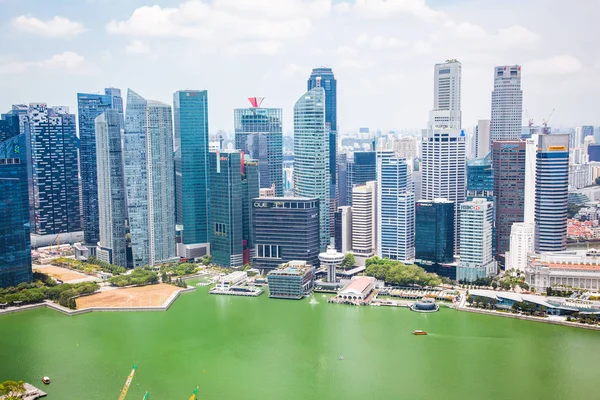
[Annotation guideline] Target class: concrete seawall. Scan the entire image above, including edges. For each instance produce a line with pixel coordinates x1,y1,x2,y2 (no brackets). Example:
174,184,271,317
458,307,600,331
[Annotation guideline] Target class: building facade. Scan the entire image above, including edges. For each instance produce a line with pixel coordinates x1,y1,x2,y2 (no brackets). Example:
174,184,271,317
526,250,600,292
77,89,123,246
377,151,415,262
95,110,127,267
475,119,491,159
294,86,330,250
352,181,377,260
252,197,320,272
490,65,523,142
415,199,454,263
267,261,315,299
334,206,352,254
430,60,462,131
173,90,210,258
457,198,496,282
235,100,283,197
535,134,569,252
124,90,176,267
507,222,534,272
492,141,526,256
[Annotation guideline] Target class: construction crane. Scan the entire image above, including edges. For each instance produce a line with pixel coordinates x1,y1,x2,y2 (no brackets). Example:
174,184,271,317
542,109,556,135
188,387,199,400
523,109,534,137
118,364,138,400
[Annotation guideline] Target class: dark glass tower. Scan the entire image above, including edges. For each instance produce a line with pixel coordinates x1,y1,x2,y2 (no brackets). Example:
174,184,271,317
77,89,123,245
209,151,258,267
415,199,454,263
252,197,320,272
173,90,210,252
337,151,376,207
0,126,32,287
235,99,283,196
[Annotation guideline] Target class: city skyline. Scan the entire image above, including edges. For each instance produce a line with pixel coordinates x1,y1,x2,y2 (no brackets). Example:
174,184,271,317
0,0,598,134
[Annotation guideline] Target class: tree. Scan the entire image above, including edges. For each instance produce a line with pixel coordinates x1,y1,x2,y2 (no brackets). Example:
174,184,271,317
341,253,355,270
0,380,25,400
201,255,212,266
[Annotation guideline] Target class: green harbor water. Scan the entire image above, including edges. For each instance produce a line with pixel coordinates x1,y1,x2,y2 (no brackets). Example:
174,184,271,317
0,284,598,400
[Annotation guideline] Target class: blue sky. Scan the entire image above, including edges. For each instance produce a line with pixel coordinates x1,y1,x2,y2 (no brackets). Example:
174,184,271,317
0,0,598,134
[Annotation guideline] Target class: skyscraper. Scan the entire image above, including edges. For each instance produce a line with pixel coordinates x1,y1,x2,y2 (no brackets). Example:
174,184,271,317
475,119,491,158
252,197,320,271
173,90,210,258
95,110,127,267
0,122,32,287
77,89,124,246
492,141,526,256
338,151,377,207
352,181,377,260
535,134,569,252
337,153,351,207
209,151,258,267
294,86,330,250
124,90,175,267
490,65,523,142
334,206,352,254
235,98,283,196
422,60,465,253
308,67,337,238
466,153,494,201
457,198,496,282
377,151,415,262
24,104,81,237
415,199,454,264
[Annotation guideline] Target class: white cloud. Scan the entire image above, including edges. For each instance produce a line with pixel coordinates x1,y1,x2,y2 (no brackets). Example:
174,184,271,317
125,40,151,55
338,58,374,69
413,41,431,54
441,21,539,51
214,0,332,19
227,41,283,56
338,0,445,20
526,55,583,75
0,51,89,75
336,45,358,58
281,62,307,78
11,15,85,38
356,34,406,49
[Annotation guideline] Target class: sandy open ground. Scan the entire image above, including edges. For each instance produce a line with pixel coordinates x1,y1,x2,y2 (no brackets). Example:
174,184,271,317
76,284,181,308
34,265,90,282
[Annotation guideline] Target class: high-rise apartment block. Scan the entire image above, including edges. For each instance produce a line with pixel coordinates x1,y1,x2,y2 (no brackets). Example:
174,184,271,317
95,110,127,267
457,198,496,282
77,89,123,246
124,90,176,267
234,99,283,196
415,199,455,264
535,134,569,252
294,86,330,250
173,90,210,258
490,65,523,142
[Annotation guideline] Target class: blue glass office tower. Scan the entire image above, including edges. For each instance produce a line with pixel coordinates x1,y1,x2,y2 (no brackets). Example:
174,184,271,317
0,117,32,287
415,199,454,263
535,134,569,252
235,100,283,196
173,90,210,258
124,90,176,266
308,68,337,237
337,153,351,206
294,87,330,250
77,89,123,245
338,151,377,207
466,152,496,255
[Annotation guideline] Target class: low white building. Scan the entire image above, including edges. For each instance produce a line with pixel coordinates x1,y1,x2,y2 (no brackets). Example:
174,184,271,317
216,271,248,290
338,276,376,301
526,250,600,292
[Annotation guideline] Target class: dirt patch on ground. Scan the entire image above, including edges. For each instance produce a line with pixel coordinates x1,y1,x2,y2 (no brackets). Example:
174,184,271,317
34,265,90,282
76,284,180,308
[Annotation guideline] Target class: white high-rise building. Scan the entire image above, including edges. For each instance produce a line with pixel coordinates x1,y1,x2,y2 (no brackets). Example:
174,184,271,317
507,223,534,272
490,65,523,142
475,119,491,158
457,198,496,282
430,60,462,131
352,181,377,260
422,60,465,254
377,151,415,262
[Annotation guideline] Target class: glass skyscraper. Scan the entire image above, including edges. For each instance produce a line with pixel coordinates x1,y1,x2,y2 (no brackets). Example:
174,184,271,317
294,87,330,250
209,151,259,267
173,90,210,257
95,110,127,267
0,119,32,287
124,90,176,267
77,89,123,246
308,68,337,238
415,199,454,264
24,104,80,236
535,134,569,252
234,100,283,196
377,151,415,262
338,151,377,207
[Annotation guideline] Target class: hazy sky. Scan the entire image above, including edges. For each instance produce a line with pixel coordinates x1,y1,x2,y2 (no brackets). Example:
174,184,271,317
0,0,598,134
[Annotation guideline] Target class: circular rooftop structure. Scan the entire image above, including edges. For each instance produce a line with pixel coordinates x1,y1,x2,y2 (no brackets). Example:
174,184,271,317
319,246,345,264
411,297,439,313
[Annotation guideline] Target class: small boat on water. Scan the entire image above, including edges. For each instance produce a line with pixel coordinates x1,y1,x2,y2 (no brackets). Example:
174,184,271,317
42,376,51,384
338,356,344,360
413,330,427,335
